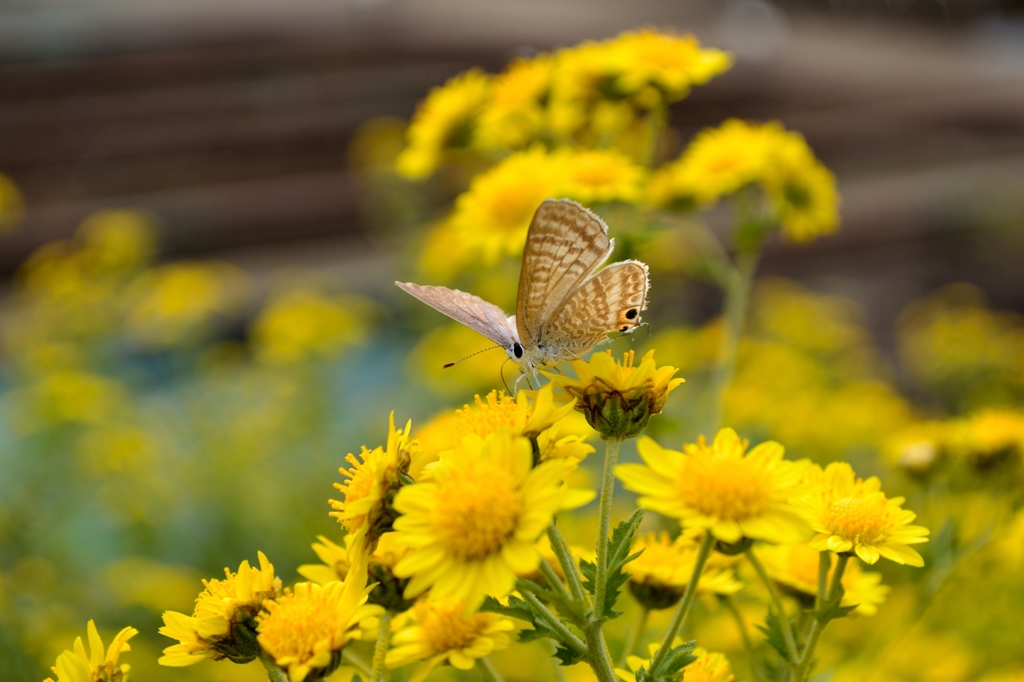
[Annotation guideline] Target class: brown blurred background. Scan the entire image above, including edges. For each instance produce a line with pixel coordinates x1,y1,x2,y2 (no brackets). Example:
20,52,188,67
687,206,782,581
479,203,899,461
2,0,1024,343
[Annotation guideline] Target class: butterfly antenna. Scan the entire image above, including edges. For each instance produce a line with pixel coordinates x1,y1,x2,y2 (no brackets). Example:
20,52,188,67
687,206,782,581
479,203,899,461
500,359,513,395
443,345,503,369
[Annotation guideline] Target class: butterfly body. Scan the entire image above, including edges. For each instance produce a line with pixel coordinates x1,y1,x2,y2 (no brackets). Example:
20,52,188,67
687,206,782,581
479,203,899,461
397,199,649,384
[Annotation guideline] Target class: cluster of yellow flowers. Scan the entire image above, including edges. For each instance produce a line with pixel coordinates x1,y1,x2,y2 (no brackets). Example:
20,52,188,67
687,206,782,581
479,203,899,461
391,28,838,283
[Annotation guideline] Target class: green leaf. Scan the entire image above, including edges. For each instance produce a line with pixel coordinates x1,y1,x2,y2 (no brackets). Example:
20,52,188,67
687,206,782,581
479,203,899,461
554,644,586,667
582,510,646,620
757,607,796,664
643,639,697,682
518,624,552,642
481,595,534,623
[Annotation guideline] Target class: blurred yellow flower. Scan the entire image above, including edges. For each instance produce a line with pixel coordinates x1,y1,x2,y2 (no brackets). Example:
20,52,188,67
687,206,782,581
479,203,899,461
757,543,889,616
17,371,123,430
453,384,576,440
396,69,491,179
392,429,569,610
649,119,839,242
478,55,554,150
558,148,646,204
616,643,734,682
158,551,281,666
884,422,948,475
946,408,1024,466
126,262,247,347
78,210,157,275
617,428,810,543
257,578,382,682
546,349,683,439
0,172,25,232
448,146,562,264
330,412,419,549
43,620,138,682
626,532,743,610
386,596,516,682
251,289,371,365
793,462,929,566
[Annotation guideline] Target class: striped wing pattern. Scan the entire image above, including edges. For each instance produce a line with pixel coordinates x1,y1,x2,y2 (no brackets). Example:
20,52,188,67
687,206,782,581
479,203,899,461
515,199,613,346
546,260,650,354
395,282,518,350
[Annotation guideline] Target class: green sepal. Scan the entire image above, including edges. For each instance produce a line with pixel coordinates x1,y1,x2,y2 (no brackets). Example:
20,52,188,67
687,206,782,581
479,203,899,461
555,644,587,667
757,607,796,664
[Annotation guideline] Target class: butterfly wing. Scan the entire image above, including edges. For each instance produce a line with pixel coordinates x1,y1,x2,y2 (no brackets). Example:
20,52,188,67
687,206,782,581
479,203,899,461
395,282,518,350
544,260,650,355
515,199,614,347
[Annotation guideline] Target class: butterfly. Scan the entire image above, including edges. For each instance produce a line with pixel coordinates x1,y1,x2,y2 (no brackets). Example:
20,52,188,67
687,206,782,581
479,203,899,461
396,198,650,386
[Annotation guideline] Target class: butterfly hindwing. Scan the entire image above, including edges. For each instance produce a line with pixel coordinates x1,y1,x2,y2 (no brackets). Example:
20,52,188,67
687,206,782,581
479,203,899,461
515,199,613,347
543,260,650,354
395,282,518,350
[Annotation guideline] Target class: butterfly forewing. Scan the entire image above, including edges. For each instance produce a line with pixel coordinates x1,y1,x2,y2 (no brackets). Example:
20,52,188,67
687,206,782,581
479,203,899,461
515,199,613,346
545,261,650,355
395,282,517,350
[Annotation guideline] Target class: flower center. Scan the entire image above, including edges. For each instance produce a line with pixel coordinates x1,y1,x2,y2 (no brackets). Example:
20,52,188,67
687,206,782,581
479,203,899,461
678,454,768,521
486,184,546,233
433,463,521,561
259,591,338,664
824,497,889,545
420,599,487,652
455,392,519,440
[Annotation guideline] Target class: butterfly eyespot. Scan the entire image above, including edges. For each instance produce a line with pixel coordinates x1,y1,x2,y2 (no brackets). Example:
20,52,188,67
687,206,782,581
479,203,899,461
512,342,524,359
625,308,638,319
620,326,629,332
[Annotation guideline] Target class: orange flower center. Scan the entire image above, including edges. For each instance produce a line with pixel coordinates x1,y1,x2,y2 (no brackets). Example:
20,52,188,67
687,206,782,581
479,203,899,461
678,454,768,521
419,599,488,652
824,497,889,544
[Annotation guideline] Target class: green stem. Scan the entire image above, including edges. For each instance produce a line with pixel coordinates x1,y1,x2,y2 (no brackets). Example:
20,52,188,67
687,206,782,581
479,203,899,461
745,546,799,664
593,438,623,619
643,103,667,169
648,532,715,673
548,524,589,607
582,621,619,682
722,595,764,682
617,606,649,667
259,652,288,682
793,555,849,682
343,650,373,680
480,656,506,682
371,611,392,682
705,250,759,434
816,551,832,604
539,556,574,605
521,591,588,656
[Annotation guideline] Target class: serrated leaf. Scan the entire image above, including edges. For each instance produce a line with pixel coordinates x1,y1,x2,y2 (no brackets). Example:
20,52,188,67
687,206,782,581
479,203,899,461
554,644,586,667
644,639,697,682
608,510,645,568
581,510,646,621
518,624,552,642
757,607,796,664
580,559,597,594
480,595,534,623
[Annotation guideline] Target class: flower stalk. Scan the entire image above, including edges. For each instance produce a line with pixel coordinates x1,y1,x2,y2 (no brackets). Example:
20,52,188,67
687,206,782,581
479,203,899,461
371,611,392,682
706,249,758,434
593,437,623,618
793,553,850,682
745,545,799,664
258,652,288,682
648,532,715,673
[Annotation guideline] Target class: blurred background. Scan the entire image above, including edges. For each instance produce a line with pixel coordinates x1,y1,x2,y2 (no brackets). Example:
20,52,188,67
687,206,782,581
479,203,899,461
2,0,1024,681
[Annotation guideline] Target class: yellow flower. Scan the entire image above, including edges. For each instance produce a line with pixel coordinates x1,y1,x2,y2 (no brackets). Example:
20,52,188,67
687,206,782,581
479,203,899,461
251,289,372,365
448,147,563,264
453,384,576,440
792,462,929,566
330,412,419,549
0,172,25,232
558,149,646,204
617,428,810,543
158,551,281,666
546,349,683,439
386,596,516,682
126,262,248,347
257,577,383,682
604,29,732,104
392,429,569,610
298,533,413,612
396,69,491,179
649,119,839,243
626,532,742,609
616,643,734,682
757,543,889,616
884,422,948,476
478,55,554,150
44,620,138,682
78,209,157,275
946,408,1024,466
765,141,840,242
